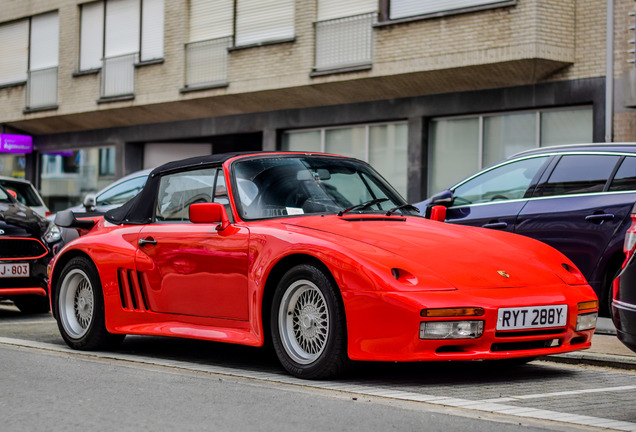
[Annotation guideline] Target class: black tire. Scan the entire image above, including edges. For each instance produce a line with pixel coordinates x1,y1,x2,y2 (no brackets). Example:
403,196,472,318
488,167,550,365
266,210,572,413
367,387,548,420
270,264,349,379
12,295,50,314
55,257,125,350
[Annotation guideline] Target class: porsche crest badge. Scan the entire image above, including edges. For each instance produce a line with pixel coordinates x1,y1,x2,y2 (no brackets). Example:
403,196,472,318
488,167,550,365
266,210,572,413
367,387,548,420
497,270,510,278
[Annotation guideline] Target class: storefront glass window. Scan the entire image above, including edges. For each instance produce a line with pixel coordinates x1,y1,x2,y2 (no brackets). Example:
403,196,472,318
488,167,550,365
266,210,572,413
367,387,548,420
0,154,27,178
282,121,408,196
428,107,593,195
429,118,480,195
40,146,116,212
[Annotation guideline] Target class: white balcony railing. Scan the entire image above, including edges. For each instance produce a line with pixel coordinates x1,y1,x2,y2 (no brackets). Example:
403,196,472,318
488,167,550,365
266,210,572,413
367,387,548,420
185,36,232,88
101,53,137,98
27,66,58,109
314,13,375,72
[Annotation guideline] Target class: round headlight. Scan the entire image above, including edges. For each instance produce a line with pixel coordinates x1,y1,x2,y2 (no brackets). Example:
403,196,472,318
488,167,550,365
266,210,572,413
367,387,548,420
44,223,62,244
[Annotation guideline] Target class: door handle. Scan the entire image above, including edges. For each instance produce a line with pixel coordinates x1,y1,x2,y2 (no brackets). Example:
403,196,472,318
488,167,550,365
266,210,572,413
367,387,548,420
138,237,157,247
482,222,508,229
585,213,614,224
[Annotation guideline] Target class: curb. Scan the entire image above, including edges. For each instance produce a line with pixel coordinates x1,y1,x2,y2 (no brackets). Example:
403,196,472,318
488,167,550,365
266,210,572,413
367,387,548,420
541,352,636,370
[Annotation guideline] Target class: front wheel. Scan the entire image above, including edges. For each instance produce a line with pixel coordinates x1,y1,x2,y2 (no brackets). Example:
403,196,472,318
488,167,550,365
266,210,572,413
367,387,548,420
271,264,349,379
55,257,124,350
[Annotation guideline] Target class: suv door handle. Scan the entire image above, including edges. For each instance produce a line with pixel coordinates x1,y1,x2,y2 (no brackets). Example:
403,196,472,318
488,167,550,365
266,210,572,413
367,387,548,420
139,237,157,247
585,213,615,224
482,222,508,229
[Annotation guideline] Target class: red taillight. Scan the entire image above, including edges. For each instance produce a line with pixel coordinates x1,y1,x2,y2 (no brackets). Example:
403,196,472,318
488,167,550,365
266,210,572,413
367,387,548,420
45,211,53,218
624,207,636,258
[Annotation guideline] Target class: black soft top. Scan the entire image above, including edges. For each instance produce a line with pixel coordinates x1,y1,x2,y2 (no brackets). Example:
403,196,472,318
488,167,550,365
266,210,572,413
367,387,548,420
105,152,254,225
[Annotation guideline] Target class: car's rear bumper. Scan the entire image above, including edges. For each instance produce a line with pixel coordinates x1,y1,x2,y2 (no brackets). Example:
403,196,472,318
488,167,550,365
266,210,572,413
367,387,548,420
612,300,636,353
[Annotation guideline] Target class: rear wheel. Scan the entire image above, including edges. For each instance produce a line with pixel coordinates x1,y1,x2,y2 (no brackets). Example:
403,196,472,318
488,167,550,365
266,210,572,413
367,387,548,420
56,257,124,350
13,295,50,314
271,264,349,379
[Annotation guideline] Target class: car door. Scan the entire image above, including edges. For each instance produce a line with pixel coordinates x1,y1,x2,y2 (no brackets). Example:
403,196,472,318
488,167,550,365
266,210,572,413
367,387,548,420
134,167,250,320
444,155,551,232
515,154,634,283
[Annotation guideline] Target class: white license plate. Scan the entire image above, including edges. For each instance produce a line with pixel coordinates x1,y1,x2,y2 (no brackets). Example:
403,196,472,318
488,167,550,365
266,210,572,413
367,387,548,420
497,304,568,330
0,263,30,278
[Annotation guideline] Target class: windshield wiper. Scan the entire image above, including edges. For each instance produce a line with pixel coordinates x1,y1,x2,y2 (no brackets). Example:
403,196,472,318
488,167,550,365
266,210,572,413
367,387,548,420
385,204,420,216
337,198,389,216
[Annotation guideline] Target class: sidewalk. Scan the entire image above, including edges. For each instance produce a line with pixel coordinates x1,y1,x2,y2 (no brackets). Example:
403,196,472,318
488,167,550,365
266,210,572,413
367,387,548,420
543,318,636,370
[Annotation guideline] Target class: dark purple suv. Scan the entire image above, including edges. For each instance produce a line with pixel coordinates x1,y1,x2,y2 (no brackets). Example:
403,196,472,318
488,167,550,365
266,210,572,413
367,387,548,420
416,144,636,316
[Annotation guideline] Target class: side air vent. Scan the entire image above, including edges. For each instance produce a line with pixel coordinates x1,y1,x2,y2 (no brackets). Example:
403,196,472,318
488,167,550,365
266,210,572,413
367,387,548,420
117,268,149,311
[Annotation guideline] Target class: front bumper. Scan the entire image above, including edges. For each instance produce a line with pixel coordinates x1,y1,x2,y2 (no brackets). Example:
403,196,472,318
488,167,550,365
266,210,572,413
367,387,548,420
343,285,597,362
0,259,49,298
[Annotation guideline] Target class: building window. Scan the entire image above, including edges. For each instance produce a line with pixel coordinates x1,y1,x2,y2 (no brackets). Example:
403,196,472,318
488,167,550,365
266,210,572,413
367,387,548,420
28,12,59,109
428,107,593,195
387,0,514,20
99,147,116,176
235,0,295,47
314,0,376,72
282,122,408,196
79,0,164,98
184,0,294,89
0,20,29,87
0,13,59,110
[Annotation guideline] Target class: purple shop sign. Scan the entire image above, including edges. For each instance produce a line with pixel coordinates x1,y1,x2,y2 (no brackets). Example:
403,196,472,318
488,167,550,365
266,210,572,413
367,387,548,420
0,134,33,154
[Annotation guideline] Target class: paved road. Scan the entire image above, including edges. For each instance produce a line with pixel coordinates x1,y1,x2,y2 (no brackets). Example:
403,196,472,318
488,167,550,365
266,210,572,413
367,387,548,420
1,304,636,431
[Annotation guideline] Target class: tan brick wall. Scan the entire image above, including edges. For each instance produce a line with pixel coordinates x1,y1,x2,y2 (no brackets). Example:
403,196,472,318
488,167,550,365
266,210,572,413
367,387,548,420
0,0,626,133
613,0,636,142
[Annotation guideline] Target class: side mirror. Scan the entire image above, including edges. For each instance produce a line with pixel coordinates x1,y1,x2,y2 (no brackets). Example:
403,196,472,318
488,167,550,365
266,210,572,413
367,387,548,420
83,193,97,211
190,202,230,231
6,189,17,199
430,189,453,207
430,205,447,222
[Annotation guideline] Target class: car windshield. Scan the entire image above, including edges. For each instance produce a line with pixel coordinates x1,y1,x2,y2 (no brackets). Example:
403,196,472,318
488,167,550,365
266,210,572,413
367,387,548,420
232,156,416,219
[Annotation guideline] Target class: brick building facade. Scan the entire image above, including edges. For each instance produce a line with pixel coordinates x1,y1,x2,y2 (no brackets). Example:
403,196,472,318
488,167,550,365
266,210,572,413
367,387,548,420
0,0,632,210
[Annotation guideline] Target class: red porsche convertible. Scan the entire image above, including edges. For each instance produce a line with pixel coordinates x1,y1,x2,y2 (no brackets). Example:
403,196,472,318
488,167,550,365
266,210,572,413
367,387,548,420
49,152,598,379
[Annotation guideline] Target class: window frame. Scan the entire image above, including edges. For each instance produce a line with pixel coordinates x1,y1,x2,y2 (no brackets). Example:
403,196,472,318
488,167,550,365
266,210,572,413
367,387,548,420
377,0,517,25
153,167,226,223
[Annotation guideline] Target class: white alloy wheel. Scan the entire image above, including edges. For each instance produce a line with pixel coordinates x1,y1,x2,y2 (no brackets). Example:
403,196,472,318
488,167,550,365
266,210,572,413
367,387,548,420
278,279,330,365
59,268,95,339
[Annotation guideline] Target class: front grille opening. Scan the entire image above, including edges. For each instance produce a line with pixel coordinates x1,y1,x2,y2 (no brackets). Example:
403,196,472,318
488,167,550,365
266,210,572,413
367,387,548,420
435,345,465,354
570,336,587,345
491,339,562,352
495,328,566,338
0,238,47,259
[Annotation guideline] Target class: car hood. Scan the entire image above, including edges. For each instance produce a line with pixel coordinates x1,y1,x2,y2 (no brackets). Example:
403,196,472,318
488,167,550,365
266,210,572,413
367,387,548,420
0,201,48,237
285,215,572,289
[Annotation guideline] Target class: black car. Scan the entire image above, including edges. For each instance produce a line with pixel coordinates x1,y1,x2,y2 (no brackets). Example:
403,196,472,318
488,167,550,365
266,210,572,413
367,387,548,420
0,185,63,313
417,143,636,315
612,204,636,353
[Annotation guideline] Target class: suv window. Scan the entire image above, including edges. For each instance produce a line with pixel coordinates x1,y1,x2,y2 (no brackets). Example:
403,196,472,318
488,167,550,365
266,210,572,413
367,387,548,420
609,156,636,192
452,156,548,206
534,155,620,197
